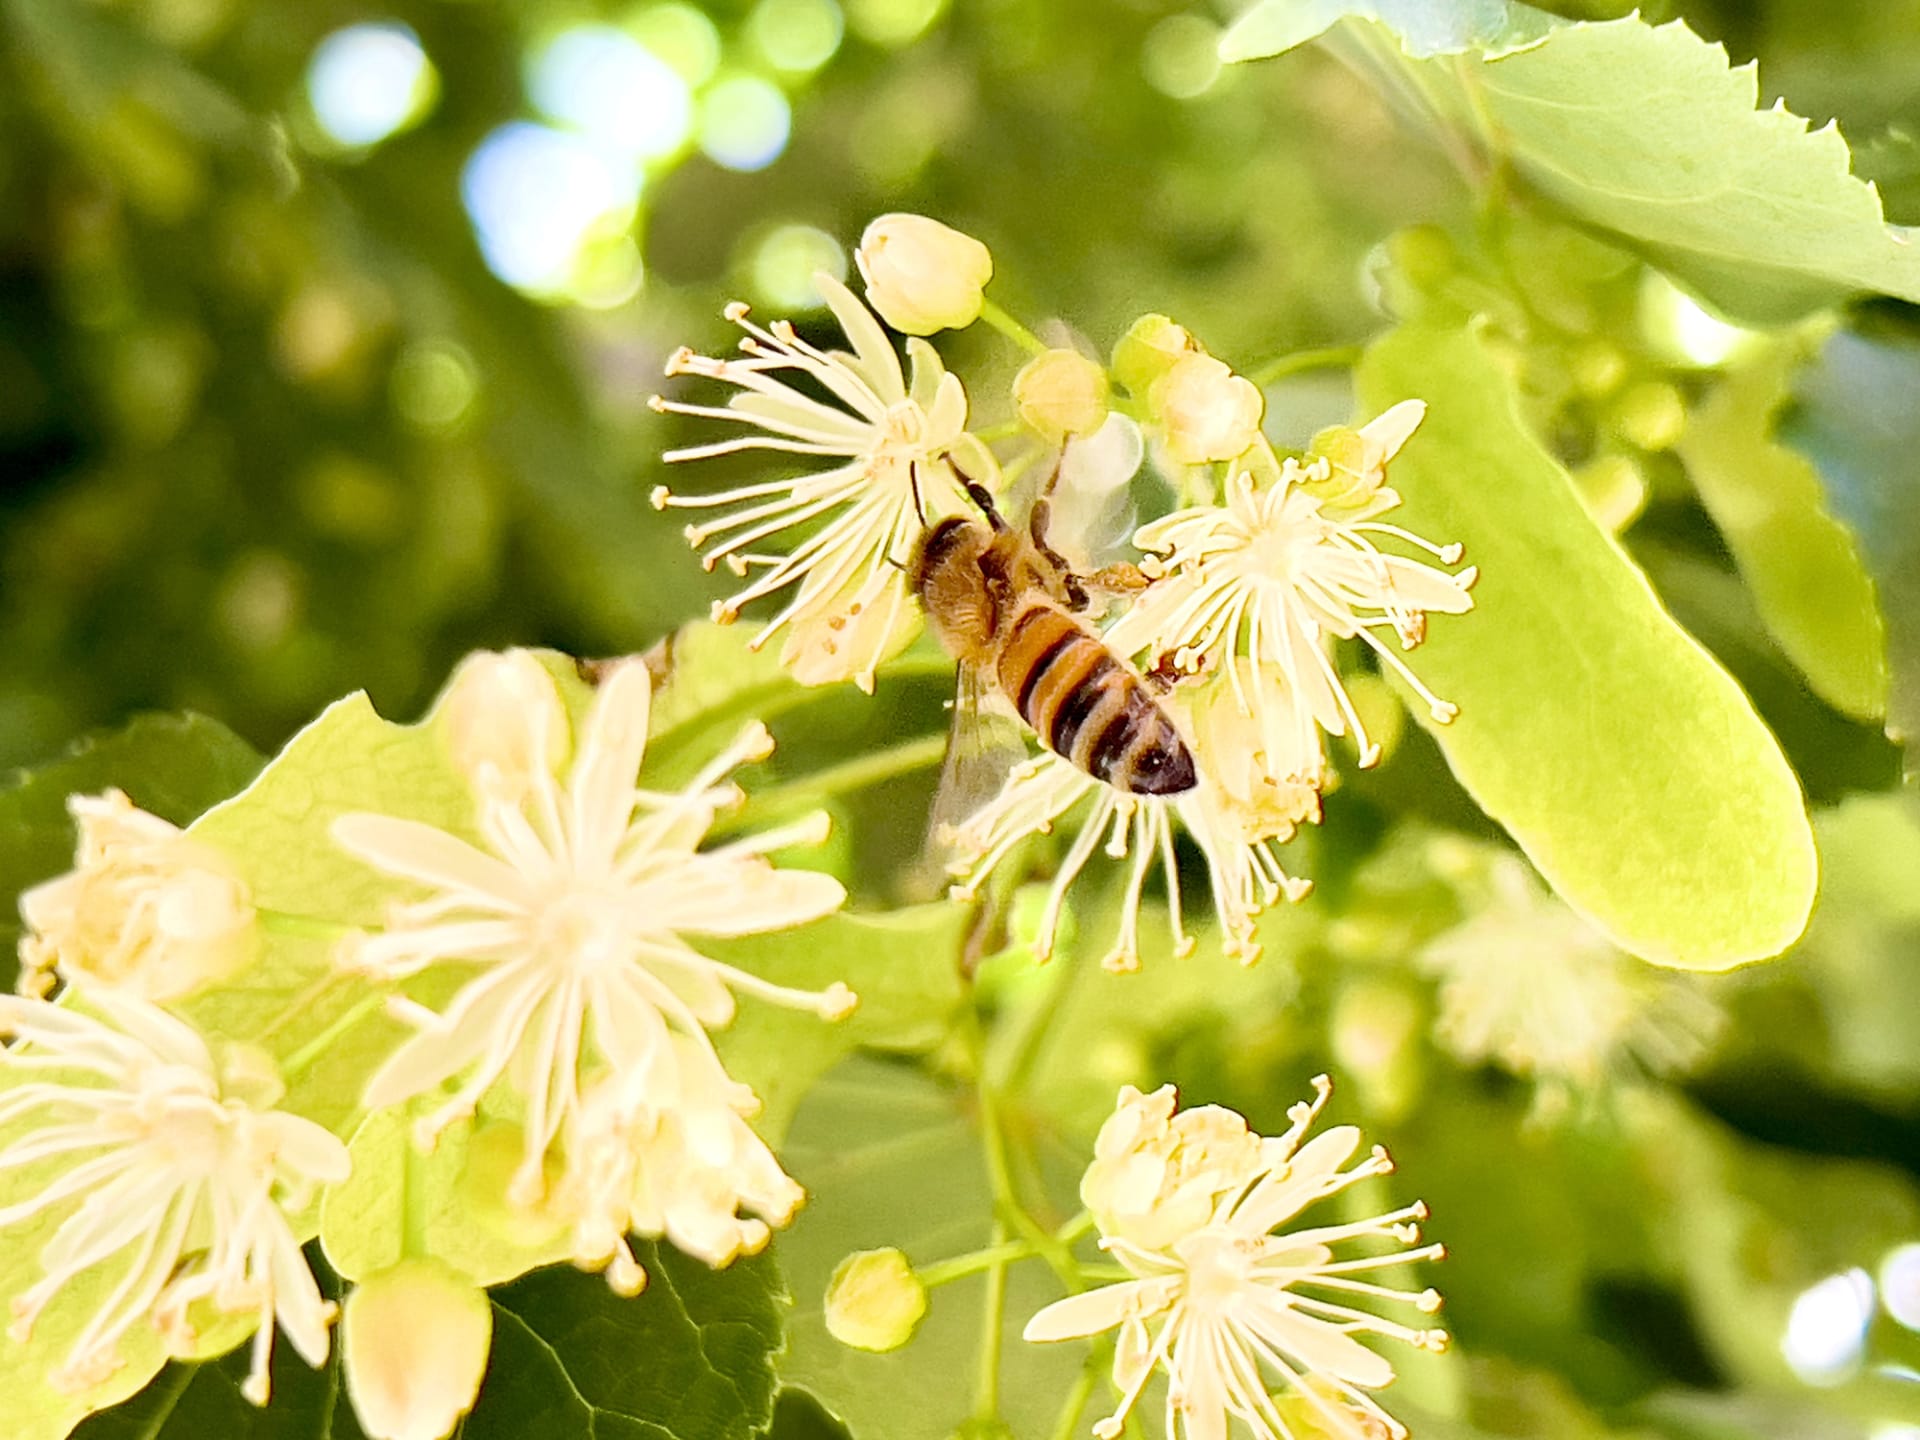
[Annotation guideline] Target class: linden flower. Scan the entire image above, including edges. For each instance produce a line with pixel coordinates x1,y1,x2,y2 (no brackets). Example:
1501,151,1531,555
0,990,349,1405
557,1038,804,1297
1417,851,1722,1111
1111,403,1475,769
651,273,977,692
17,789,254,1003
946,738,1309,971
1026,1079,1447,1440
331,655,854,1208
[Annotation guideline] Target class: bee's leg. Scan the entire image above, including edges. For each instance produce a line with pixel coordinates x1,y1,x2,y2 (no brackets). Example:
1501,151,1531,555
963,480,1011,534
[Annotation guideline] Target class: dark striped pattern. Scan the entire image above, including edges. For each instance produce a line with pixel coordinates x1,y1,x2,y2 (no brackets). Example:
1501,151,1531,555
996,600,1197,796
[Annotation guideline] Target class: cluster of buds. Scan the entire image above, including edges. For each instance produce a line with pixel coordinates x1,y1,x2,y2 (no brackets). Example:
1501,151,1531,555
655,213,1478,969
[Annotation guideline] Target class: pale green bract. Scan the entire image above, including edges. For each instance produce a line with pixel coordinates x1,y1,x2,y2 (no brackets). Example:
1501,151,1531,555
1224,1,1920,322
1357,323,1818,970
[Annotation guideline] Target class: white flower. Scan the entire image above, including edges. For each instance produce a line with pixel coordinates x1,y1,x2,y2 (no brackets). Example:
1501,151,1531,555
1149,353,1265,465
946,735,1309,971
1026,1079,1447,1440
0,990,349,1404
331,655,852,1213
651,274,978,692
1113,405,1475,768
17,790,255,1003
854,213,993,335
1417,850,1722,1110
557,1039,803,1296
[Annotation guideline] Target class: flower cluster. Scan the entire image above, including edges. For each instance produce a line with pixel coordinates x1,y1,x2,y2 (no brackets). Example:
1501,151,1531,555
1026,1080,1447,1440
2,647,858,1436
656,215,1476,968
333,650,855,1293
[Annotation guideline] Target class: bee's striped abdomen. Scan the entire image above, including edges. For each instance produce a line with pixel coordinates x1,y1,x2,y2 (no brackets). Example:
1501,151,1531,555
997,601,1197,797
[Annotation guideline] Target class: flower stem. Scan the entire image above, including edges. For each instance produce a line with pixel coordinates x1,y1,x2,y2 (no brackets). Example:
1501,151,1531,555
918,1238,1038,1289
980,300,1049,357
728,733,947,828
1048,1347,1105,1440
1245,343,1365,388
967,1012,1081,1293
974,1217,1010,1422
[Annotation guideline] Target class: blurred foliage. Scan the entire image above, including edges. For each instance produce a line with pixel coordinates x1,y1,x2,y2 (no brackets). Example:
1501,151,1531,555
4,0,1920,1439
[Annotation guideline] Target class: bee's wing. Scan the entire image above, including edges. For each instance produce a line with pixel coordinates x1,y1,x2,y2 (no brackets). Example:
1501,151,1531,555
923,663,1032,867
1046,413,1144,572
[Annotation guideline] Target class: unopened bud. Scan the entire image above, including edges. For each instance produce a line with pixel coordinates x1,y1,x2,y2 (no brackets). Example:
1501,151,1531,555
855,214,992,335
1610,380,1687,452
1110,313,1199,398
825,1248,928,1352
342,1260,492,1440
1149,353,1264,465
437,650,571,798
1014,348,1109,440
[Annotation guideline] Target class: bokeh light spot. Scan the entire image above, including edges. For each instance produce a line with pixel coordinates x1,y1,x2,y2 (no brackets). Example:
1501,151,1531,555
529,25,691,161
845,0,944,47
629,3,723,87
392,340,480,434
307,22,438,149
462,123,640,296
1142,15,1221,100
1881,1242,1920,1331
749,0,844,74
748,224,846,310
1781,1268,1874,1385
697,76,792,173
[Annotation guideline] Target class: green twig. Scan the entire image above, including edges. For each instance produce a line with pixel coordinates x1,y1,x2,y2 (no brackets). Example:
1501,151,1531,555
980,299,1049,356
917,1238,1037,1289
1245,343,1365,389
975,1217,1010,1421
1048,1346,1106,1440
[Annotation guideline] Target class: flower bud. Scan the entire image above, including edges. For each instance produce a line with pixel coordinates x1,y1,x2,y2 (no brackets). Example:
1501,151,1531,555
854,214,992,335
1013,347,1109,440
1110,313,1199,398
1610,379,1687,452
17,789,255,1001
824,1248,928,1352
437,649,571,801
1304,399,1425,509
342,1260,492,1440
1081,1084,1263,1250
1149,353,1264,465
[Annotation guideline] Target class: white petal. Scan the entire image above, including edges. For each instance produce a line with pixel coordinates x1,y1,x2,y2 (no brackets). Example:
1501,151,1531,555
1243,1295,1394,1389
569,659,653,864
1023,1281,1153,1342
332,815,528,908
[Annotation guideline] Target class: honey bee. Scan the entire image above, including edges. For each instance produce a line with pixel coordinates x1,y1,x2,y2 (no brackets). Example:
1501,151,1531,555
911,476,1197,798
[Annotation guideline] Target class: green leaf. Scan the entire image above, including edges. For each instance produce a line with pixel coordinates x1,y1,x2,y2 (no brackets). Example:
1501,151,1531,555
1356,323,1816,969
0,713,262,992
1676,339,1888,722
1232,8,1920,322
774,1059,1087,1440
1781,326,1920,758
474,1252,785,1440
1220,0,1555,63
714,905,971,1145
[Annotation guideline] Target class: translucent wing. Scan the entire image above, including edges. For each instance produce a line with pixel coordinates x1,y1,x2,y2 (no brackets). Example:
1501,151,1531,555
922,663,1032,871
1046,413,1144,573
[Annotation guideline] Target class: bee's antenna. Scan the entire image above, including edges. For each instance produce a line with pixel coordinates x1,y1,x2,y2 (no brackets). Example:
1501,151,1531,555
910,462,928,526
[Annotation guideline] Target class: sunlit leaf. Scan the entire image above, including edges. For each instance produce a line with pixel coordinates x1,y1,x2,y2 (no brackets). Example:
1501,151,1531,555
1782,325,1920,757
714,905,970,1145
1677,338,1887,722
1230,7,1920,322
1357,323,1816,969
774,1059,1086,1440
